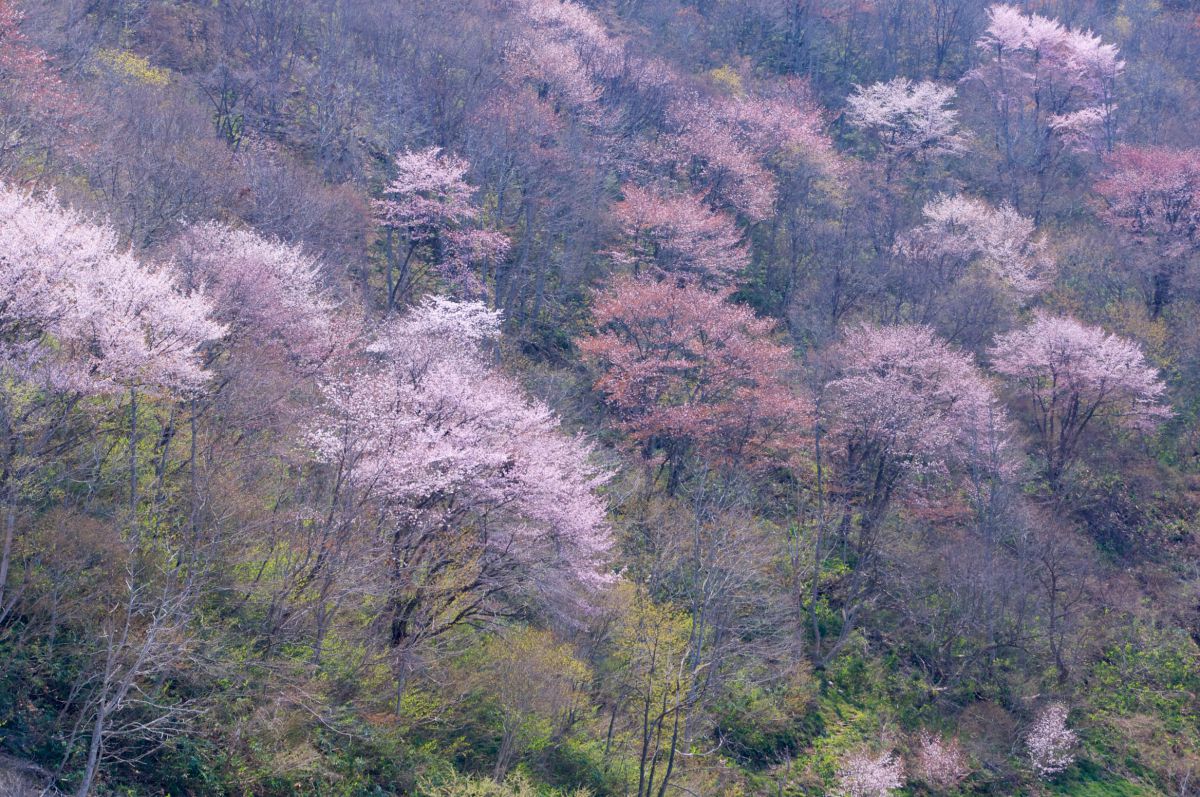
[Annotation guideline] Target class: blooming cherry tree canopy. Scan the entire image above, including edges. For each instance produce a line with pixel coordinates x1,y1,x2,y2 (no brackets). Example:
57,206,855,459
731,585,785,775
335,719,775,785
846,78,966,162
311,296,611,586
0,185,223,396
896,194,1052,300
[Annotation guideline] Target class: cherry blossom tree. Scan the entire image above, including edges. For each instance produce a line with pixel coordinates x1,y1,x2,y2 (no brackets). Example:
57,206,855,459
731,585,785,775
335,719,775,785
824,323,1007,519
665,83,834,221
173,222,336,368
965,4,1123,209
0,1,78,176
309,296,610,705
578,275,808,488
0,186,223,397
814,324,1009,662
893,194,1052,319
611,184,748,285
375,147,509,307
846,78,966,174
1094,145,1200,316
914,731,970,791
989,313,1169,487
1026,703,1077,778
505,0,621,122
716,82,834,169
0,185,222,655
665,101,778,221
834,749,905,797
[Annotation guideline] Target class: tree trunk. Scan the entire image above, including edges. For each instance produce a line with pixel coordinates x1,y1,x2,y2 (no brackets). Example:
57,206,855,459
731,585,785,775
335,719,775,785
75,708,107,797
0,500,14,620
129,387,138,534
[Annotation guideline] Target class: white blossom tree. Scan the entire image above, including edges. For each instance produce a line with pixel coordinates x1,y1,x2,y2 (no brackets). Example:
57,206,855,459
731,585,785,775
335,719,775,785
990,313,1169,486
1026,703,1078,778
310,296,611,706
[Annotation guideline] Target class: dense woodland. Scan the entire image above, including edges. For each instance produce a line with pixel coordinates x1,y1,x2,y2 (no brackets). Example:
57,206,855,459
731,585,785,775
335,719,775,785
1,0,1200,794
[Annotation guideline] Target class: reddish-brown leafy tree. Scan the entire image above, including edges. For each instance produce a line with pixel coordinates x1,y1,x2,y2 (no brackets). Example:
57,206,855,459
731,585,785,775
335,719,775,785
611,184,748,286
1095,145,1200,317
579,275,807,487
0,1,78,177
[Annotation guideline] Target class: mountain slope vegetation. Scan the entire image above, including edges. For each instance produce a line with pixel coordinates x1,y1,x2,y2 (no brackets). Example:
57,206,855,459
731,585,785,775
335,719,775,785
1,0,1199,794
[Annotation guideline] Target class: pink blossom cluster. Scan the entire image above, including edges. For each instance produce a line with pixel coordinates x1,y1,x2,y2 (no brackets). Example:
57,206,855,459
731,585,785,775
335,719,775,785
0,186,223,396
0,0,79,171
990,312,1170,435
310,296,612,587
665,83,834,220
506,0,621,119
579,275,808,470
1096,145,1200,254
375,147,478,233
971,4,1123,151
173,222,336,367
846,78,967,160
1026,703,1078,778
612,184,749,284
825,323,1008,480
896,194,1052,300
834,749,905,797
375,147,510,295
990,313,1168,482
914,732,970,790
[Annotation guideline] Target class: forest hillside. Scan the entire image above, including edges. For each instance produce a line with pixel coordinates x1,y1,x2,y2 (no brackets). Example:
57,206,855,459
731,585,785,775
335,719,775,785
1,0,1200,794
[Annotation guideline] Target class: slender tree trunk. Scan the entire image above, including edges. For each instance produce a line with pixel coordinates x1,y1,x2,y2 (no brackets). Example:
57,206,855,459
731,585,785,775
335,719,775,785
75,707,107,797
384,227,394,311
0,499,14,618
603,699,619,762
394,651,413,717
129,387,138,529
493,726,517,780
654,704,682,797
810,415,825,655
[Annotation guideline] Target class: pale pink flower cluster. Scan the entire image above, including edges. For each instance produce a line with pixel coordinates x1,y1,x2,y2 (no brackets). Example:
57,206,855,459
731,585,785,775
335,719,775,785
310,296,612,586
0,185,223,396
834,749,905,797
914,732,970,790
375,147,478,232
1026,703,1078,778
978,5,1123,86
1096,145,1200,254
666,84,834,220
990,312,1170,434
972,4,1123,152
846,78,967,160
507,0,621,118
897,194,1052,300
375,147,510,293
0,0,79,169
826,324,1008,479
173,222,335,366
665,97,779,220
612,184,748,284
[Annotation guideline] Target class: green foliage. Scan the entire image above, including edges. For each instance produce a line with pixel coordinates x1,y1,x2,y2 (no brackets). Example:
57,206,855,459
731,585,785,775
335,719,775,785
1046,761,1162,797
711,680,822,768
421,771,591,797
93,48,172,87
